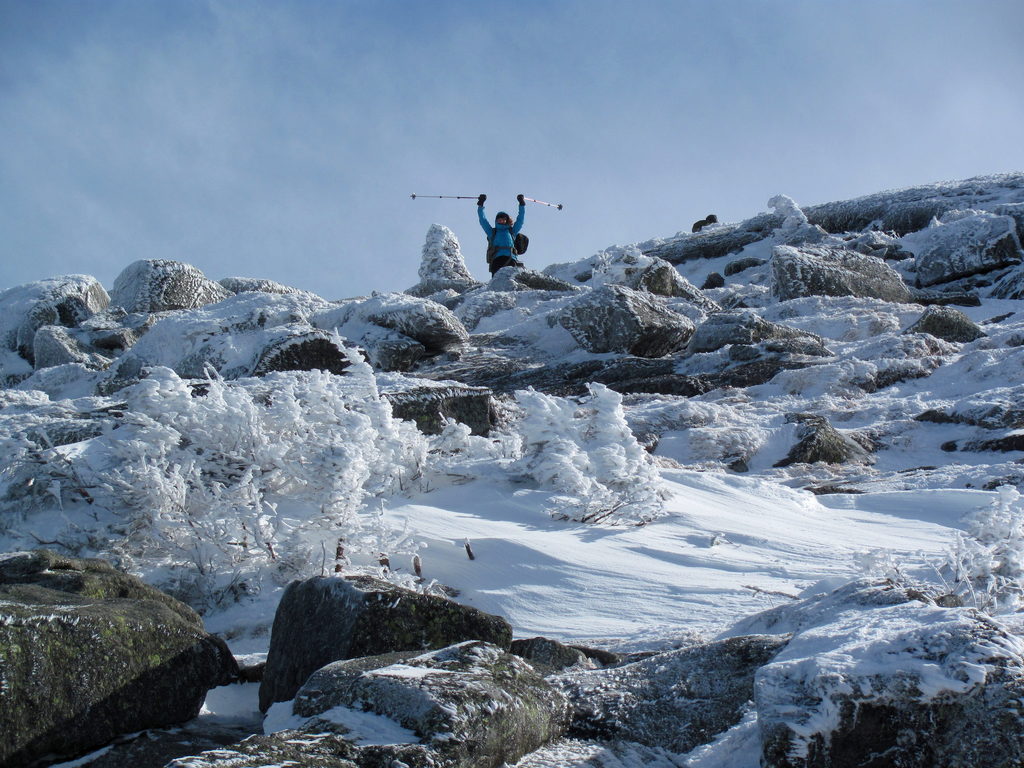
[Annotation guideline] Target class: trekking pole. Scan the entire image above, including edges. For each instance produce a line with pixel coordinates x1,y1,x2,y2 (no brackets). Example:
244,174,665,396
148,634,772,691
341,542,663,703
410,194,481,201
523,196,564,211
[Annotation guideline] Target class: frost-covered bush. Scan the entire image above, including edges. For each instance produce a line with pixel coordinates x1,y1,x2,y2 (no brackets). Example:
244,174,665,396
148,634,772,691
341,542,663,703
511,384,669,525
0,351,430,607
942,486,1024,614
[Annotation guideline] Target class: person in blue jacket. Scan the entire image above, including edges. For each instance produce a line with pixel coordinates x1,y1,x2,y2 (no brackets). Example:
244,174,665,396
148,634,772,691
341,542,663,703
478,194,525,275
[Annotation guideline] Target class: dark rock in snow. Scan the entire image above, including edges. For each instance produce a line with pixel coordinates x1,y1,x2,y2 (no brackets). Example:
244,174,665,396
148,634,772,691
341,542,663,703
555,284,695,358
903,305,986,343
553,634,788,754
687,310,830,356
382,382,494,436
250,328,353,376
0,550,237,768
32,325,111,370
510,636,593,675
110,259,232,313
904,212,1023,287
259,575,513,712
724,256,767,276
489,265,579,293
774,413,874,467
772,244,913,303
908,288,982,306
292,641,571,768
702,271,725,289
641,212,784,264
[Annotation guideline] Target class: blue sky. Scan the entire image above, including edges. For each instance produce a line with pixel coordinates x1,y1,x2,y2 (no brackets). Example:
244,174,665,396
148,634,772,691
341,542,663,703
2,0,1023,299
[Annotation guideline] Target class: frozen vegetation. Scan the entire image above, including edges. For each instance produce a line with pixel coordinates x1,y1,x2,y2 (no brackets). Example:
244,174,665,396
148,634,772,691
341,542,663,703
5,173,1024,766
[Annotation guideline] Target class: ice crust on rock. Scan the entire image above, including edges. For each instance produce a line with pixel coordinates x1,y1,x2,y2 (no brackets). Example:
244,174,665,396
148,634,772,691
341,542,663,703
111,259,232,313
902,212,1023,287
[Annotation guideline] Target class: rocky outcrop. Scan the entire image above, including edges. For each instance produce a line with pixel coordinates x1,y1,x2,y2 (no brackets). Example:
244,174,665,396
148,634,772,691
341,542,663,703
0,275,110,365
259,575,513,712
903,212,1023,287
32,325,111,370
555,284,695,358
249,328,353,376
555,634,788,753
641,212,783,264
0,550,237,767
772,244,913,303
489,266,579,293
219,276,317,297
291,641,571,768
724,256,767,276
904,305,986,343
382,383,493,436
774,413,874,467
510,636,596,675
687,311,830,356
110,259,232,313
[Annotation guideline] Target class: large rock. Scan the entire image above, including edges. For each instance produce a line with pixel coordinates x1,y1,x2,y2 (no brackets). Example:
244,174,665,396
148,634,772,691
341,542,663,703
903,305,986,343
259,575,513,712
219,276,319,298
110,259,232,313
755,583,1024,768
382,382,493,436
687,310,829,356
0,275,110,364
774,413,874,468
290,641,571,768
902,212,1023,287
555,284,695,358
771,245,913,303
0,550,237,767
406,224,483,298
489,266,579,293
554,635,788,753
32,324,111,370
641,212,783,263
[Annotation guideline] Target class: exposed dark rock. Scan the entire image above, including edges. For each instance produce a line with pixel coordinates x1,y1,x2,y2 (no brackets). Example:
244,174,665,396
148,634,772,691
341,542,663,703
962,432,1024,453
554,634,788,754
362,329,427,371
292,641,571,768
259,575,513,712
251,328,353,376
641,212,783,264
774,413,874,467
702,271,725,289
908,288,982,306
382,383,494,436
32,325,111,370
904,305,986,343
555,284,695,358
0,550,237,767
510,636,593,675
490,266,579,293
772,244,912,303
724,256,767,276
687,311,830,356
904,213,1023,287
110,259,232,313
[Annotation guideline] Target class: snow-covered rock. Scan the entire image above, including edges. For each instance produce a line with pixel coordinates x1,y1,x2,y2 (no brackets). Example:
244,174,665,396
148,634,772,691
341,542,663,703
259,575,513,712
687,310,829,356
555,634,788,754
406,223,483,298
641,211,784,264
773,413,874,468
110,259,232,313
219,275,319,298
903,305,986,343
902,212,1023,287
555,284,695,357
771,244,913,303
381,382,493,436
0,275,110,364
32,325,111,371
489,265,579,293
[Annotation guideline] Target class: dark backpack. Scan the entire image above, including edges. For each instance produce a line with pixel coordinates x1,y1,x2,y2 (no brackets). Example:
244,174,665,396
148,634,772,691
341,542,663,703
487,227,529,264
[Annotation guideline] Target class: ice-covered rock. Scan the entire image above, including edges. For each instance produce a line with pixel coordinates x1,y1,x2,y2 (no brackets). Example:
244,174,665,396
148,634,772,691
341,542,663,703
259,575,513,712
110,259,232,313
773,413,874,467
290,641,570,768
0,275,110,364
641,211,784,264
902,212,1023,287
554,634,788,754
753,581,1024,768
219,275,319,298
904,305,986,343
772,244,913,302
0,550,237,767
724,256,768,276
32,325,111,371
489,265,579,293
406,223,483,298
381,382,493,435
509,636,597,675
687,310,830,356
586,248,719,308
555,284,695,357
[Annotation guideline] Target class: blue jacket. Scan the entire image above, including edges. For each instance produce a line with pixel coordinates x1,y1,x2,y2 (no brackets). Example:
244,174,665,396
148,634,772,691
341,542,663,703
479,204,525,260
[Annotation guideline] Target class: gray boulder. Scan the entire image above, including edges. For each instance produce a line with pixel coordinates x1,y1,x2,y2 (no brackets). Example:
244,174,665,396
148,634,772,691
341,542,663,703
554,635,788,754
291,641,571,768
382,383,493,436
359,325,428,371
32,325,111,370
259,575,513,712
320,292,470,356
641,212,783,264
509,636,594,675
724,256,767,276
903,212,1023,287
904,305,986,343
219,276,318,297
489,266,579,293
772,244,913,302
110,259,232,313
774,413,874,468
555,284,695,358
0,550,237,767
756,585,1024,768
687,311,830,356
250,327,353,376
0,275,110,364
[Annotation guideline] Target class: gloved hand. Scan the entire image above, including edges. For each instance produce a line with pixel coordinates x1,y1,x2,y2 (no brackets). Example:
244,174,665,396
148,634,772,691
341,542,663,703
478,194,486,207
517,194,525,206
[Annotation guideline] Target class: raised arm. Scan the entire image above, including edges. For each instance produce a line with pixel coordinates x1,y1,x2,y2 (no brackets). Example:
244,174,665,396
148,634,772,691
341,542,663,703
512,199,526,235
478,205,493,238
